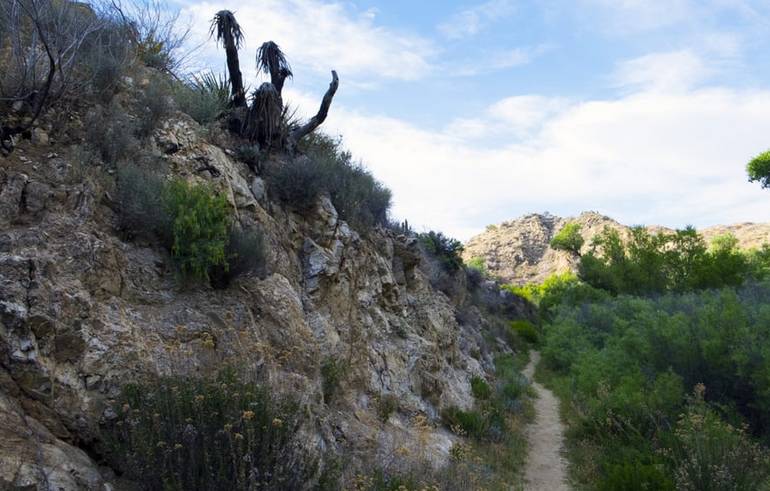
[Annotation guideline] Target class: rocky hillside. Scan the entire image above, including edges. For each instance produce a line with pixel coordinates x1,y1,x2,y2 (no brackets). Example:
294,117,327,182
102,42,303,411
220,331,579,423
0,95,533,488
463,211,770,285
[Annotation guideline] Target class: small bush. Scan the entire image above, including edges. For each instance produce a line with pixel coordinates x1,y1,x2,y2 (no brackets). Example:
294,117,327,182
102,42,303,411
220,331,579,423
135,77,172,137
268,133,392,232
550,221,584,254
466,257,487,274
265,157,325,212
510,320,538,344
670,388,770,491
599,462,674,491
235,145,263,174
377,393,399,423
470,376,491,400
85,106,139,164
164,179,231,281
442,407,488,440
115,164,170,241
172,73,230,125
210,227,267,288
321,358,344,403
102,369,314,490
419,231,464,272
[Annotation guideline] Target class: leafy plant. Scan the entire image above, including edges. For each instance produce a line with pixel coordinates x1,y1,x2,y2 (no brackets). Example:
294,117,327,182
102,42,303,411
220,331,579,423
101,369,315,490
509,320,538,344
550,221,584,255
173,72,230,124
747,150,770,189
419,231,464,272
164,179,231,281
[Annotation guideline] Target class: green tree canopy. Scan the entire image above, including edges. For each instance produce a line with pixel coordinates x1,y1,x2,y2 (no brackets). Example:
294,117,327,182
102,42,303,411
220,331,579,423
747,150,770,188
550,222,585,255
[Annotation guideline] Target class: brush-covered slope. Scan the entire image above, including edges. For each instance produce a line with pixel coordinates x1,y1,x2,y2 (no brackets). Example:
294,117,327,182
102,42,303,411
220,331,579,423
464,211,770,285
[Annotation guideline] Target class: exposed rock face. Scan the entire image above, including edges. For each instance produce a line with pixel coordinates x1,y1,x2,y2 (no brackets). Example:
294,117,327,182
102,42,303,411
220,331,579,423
464,211,770,285
0,114,531,489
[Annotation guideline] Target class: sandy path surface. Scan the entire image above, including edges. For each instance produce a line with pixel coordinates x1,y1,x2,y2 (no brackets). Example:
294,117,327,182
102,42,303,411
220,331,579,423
522,351,570,491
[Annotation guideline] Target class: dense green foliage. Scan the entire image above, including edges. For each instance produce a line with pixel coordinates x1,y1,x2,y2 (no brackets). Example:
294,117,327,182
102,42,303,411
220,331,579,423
541,283,770,489
419,231,464,272
504,272,607,320
102,370,314,490
747,150,770,188
165,179,231,281
550,222,584,254
509,320,539,344
117,167,265,285
267,134,392,232
442,355,529,442
578,226,765,294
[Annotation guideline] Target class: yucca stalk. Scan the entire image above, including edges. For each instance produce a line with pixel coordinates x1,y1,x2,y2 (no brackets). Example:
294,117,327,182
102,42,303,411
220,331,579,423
256,41,292,95
209,10,245,107
243,82,283,148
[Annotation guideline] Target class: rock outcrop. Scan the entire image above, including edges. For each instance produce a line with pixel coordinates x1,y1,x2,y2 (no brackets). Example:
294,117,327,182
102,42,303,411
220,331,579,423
0,112,530,489
464,211,770,285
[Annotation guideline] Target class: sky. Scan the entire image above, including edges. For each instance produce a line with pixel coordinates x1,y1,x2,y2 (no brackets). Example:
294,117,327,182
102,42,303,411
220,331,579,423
176,0,770,240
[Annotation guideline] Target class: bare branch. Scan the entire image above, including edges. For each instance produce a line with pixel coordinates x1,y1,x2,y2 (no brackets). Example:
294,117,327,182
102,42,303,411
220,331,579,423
288,70,339,150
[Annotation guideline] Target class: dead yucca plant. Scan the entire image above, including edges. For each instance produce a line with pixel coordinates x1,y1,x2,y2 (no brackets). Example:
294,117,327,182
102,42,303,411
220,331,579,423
257,41,292,95
243,82,283,148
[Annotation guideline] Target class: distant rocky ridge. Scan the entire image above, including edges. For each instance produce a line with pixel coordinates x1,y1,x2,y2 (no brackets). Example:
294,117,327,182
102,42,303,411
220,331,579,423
463,211,770,285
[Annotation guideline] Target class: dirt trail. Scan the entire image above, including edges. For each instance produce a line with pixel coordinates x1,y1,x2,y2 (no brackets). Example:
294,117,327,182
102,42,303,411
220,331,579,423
522,351,570,490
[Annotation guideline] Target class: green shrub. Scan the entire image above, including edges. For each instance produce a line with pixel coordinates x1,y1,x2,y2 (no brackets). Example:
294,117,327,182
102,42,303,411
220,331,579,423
101,369,315,490
321,358,344,403
164,179,231,281
509,320,538,344
235,144,263,174
117,169,268,286
265,157,325,212
267,133,392,232
441,407,488,440
670,389,770,491
116,164,170,241
210,227,267,288
173,73,230,125
550,221,584,254
377,393,399,422
419,231,464,272
85,105,139,164
135,77,173,137
540,282,770,489
599,461,674,491
747,149,770,189
470,376,491,400
577,226,756,295
466,257,487,274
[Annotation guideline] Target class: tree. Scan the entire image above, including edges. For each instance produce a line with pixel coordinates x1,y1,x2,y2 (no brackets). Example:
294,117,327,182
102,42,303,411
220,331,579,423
210,10,246,107
550,222,585,255
747,150,770,189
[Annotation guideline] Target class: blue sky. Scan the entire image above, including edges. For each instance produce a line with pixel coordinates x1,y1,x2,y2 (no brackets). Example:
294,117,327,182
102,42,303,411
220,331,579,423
179,0,770,240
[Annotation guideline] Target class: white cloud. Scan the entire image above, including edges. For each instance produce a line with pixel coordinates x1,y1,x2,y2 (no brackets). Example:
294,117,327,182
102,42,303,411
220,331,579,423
611,50,712,92
438,0,517,39
578,0,694,32
286,87,770,241
181,0,434,82
453,44,553,76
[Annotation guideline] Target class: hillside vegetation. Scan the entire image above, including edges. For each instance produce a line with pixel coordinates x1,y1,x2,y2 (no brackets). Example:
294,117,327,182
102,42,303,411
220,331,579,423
509,219,770,490
0,1,542,490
